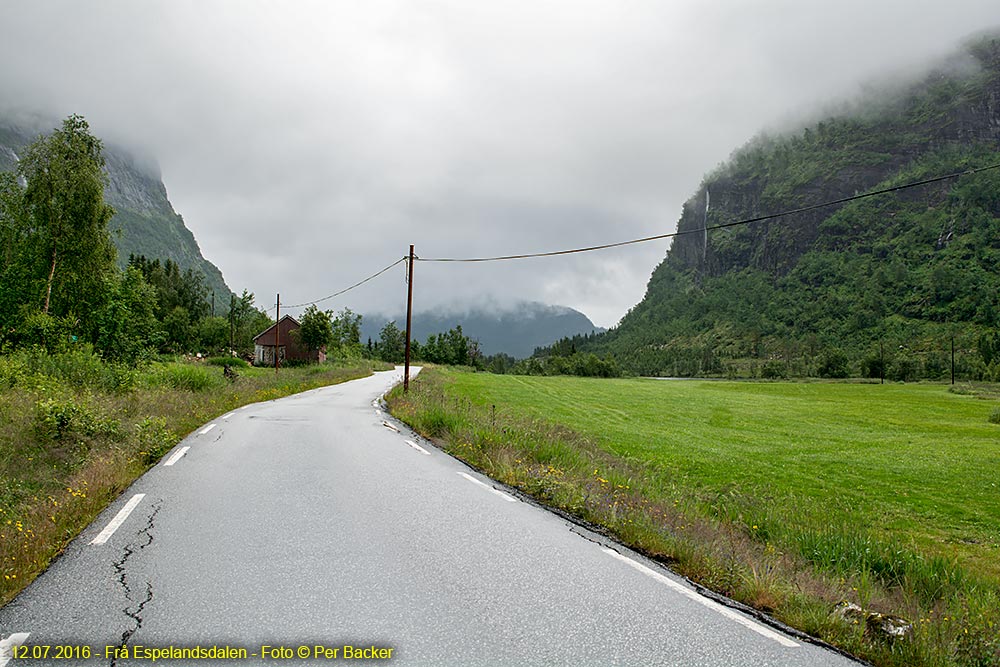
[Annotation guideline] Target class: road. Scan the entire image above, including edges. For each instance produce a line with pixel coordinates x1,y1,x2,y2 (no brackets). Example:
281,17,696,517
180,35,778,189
0,368,860,666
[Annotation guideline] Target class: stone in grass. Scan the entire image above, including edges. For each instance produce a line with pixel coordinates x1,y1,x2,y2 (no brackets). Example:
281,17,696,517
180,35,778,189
836,601,913,641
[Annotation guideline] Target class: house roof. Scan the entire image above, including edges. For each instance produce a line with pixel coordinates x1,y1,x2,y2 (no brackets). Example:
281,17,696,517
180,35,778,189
252,315,301,343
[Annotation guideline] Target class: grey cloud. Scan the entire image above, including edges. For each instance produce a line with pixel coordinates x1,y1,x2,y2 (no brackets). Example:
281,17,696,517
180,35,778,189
1,1,997,327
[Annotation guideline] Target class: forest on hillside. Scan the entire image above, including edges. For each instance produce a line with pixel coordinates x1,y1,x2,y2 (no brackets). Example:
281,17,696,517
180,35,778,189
538,34,1000,381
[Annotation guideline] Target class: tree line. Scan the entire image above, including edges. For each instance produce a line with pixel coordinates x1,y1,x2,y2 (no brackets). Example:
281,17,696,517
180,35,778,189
294,304,487,368
292,303,622,377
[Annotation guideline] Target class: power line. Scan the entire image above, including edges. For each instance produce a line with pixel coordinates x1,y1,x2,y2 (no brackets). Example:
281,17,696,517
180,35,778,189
265,256,407,312
414,162,1000,263
259,160,1000,317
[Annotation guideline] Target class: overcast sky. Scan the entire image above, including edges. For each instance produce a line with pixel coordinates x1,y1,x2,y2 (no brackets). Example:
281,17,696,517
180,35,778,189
1,1,997,327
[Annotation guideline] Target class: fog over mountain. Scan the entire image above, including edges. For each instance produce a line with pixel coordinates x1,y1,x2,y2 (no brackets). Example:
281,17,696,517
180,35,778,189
0,115,230,300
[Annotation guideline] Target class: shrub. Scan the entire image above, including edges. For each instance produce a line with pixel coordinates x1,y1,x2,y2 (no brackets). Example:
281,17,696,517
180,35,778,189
761,360,787,379
34,347,106,387
12,312,74,352
134,417,177,464
888,357,921,382
35,397,122,442
0,354,29,389
860,353,886,379
100,363,140,393
817,349,850,378
35,398,86,441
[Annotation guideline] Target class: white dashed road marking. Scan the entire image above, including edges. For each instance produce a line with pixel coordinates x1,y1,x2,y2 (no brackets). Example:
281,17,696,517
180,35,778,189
458,473,517,502
404,440,431,455
162,446,190,467
199,423,217,435
90,494,146,546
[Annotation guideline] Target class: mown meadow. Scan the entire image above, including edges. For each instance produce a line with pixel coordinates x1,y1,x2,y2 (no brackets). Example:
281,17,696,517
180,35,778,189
0,347,388,606
387,368,1000,667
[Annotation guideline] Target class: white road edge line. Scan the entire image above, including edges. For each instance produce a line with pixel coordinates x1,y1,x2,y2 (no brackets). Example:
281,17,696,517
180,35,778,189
162,446,191,467
382,421,400,433
375,409,382,416
90,494,146,546
222,412,235,420
199,423,217,435
0,633,30,667
404,439,431,456
602,548,799,648
458,472,517,502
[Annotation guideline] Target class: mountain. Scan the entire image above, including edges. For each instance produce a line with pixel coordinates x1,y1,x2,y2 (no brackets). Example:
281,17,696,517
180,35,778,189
568,32,1000,380
361,302,605,358
0,116,231,302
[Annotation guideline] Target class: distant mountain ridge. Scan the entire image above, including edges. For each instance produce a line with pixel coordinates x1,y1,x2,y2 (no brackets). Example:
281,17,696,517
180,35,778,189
362,302,605,358
0,115,231,302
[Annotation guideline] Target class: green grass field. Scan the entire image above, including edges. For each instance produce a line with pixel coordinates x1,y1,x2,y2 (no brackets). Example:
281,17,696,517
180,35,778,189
388,369,1000,667
449,374,1000,571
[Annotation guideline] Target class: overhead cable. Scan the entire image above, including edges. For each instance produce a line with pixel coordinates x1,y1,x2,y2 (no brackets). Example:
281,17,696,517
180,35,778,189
414,162,1000,263
267,256,407,312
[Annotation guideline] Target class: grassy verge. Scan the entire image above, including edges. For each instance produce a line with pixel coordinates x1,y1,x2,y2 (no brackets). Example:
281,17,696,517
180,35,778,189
0,348,391,606
386,368,1000,667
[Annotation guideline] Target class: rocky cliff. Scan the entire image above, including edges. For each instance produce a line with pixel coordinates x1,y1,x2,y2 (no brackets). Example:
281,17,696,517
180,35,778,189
668,36,1000,280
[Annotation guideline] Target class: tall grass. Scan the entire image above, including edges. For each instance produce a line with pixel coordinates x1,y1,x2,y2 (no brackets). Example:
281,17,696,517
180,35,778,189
386,368,1000,667
146,363,225,391
0,348,384,605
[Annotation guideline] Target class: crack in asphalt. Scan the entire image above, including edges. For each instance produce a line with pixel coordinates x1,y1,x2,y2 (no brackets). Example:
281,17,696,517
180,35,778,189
109,500,162,667
569,526,615,551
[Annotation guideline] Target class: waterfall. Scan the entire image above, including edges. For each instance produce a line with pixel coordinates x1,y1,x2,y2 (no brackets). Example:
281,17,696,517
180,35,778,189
702,188,710,264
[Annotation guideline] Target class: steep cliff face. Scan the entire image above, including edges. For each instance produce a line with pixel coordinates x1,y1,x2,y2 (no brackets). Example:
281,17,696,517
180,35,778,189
667,36,1000,282
0,117,231,301
597,33,1000,377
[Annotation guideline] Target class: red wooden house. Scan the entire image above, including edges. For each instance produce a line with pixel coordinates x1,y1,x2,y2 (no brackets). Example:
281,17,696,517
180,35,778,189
253,315,326,365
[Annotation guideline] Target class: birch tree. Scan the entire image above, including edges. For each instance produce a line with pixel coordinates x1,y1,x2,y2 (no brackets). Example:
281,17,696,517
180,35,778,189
18,115,116,331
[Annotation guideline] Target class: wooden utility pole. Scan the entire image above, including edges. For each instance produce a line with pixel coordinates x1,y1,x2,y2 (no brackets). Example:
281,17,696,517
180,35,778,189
229,294,236,354
275,293,281,373
951,336,955,385
404,245,414,392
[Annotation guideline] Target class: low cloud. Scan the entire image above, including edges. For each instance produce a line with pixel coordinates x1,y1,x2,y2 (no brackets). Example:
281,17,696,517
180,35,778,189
0,1,996,327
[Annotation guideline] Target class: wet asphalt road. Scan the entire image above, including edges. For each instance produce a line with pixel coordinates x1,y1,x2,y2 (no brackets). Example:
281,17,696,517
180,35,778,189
0,368,861,666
